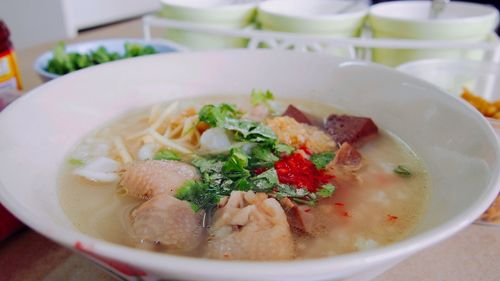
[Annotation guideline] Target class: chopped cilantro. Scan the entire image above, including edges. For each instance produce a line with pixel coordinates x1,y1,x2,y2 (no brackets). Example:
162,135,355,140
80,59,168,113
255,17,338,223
251,90,274,106
250,145,279,168
252,168,279,192
198,103,240,127
175,180,220,212
198,103,277,145
310,151,335,169
222,147,250,180
316,183,335,198
224,118,277,145
292,198,317,207
275,184,310,200
274,143,295,155
153,149,180,161
394,165,412,178
68,158,84,166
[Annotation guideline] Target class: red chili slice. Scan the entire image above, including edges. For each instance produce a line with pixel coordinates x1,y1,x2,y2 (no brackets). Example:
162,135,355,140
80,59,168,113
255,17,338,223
275,152,332,192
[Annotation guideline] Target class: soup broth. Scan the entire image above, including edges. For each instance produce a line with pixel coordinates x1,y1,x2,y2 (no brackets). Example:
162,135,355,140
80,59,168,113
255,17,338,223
59,95,428,260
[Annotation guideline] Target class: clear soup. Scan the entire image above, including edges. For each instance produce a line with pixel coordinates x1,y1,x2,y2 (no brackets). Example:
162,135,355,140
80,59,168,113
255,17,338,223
59,96,429,260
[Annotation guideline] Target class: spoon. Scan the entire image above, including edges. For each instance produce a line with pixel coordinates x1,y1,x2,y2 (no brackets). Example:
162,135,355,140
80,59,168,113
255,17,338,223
429,0,450,19
335,0,364,14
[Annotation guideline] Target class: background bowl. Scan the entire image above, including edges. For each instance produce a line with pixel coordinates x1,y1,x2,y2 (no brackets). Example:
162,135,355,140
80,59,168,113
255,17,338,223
258,0,368,56
2,50,500,280
369,1,499,66
160,0,257,50
397,59,500,99
258,0,368,36
33,38,183,82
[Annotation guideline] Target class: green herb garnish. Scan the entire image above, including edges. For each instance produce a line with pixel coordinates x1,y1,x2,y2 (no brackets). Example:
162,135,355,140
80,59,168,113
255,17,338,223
176,180,220,212
250,145,279,168
222,147,250,180
394,165,412,178
275,184,310,200
198,103,240,127
252,168,279,192
46,41,157,75
124,42,156,57
310,151,335,169
224,118,277,145
68,158,84,166
274,143,295,155
251,90,274,106
153,149,180,161
316,183,336,198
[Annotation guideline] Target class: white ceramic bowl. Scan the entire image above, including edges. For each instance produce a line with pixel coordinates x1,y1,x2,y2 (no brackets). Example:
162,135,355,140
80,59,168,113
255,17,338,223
397,59,500,99
34,38,184,82
1,51,500,281
160,0,257,50
257,0,368,35
369,1,499,66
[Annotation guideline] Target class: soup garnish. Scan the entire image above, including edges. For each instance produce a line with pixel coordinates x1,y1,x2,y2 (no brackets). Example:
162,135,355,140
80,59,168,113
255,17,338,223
59,91,429,260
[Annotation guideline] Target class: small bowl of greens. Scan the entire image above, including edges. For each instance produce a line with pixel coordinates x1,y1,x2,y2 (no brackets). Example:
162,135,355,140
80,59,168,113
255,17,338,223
34,38,184,82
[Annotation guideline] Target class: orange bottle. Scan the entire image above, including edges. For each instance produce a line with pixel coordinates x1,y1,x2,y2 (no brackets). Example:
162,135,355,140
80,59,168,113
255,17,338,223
0,20,23,94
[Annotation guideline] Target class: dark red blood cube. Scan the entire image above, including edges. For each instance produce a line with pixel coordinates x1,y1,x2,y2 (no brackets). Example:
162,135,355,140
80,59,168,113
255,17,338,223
325,114,378,144
282,105,312,125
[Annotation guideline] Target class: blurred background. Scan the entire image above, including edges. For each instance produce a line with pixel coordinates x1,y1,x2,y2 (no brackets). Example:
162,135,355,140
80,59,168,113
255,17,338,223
1,0,498,50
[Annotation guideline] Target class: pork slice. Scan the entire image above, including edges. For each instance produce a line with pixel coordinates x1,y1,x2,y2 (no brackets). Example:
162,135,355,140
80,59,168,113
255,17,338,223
205,191,295,260
334,142,362,168
326,142,363,186
130,194,204,251
280,197,314,234
282,105,312,125
119,160,200,200
325,114,378,145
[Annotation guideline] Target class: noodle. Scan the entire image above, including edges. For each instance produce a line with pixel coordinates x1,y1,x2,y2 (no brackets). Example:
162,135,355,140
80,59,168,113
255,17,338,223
113,136,133,163
148,129,192,154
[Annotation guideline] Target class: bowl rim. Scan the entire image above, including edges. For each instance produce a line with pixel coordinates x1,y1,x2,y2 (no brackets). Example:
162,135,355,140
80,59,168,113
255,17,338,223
258,0,369,22
33,37,187,80
397,58,500,73
4,49,500,278
160,0,257,11
369,0,500,25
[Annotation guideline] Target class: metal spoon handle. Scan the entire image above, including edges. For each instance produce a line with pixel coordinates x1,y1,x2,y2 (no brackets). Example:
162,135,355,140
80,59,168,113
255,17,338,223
429,0,450,19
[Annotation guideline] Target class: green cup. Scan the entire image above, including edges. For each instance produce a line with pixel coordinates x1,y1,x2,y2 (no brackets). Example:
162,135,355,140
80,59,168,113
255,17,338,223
369,1,499,67
160,0,257,50
257,0,369,55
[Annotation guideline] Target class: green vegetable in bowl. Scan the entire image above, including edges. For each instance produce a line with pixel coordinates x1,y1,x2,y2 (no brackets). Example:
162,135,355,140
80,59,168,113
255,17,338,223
45,42,157,75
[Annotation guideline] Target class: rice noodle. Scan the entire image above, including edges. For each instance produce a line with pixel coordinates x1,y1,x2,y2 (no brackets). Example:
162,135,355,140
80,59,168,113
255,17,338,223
148,104,162,124
148,129,192,154
113,136,133,163
150,101,179,130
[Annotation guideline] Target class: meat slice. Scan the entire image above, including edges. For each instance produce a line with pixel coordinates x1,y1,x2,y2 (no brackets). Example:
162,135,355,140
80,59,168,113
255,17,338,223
280,198,314,234
334,142,362,168
205,191,295,260
325,114,378,145
119,160,200,200
326,142,363,185
282,105,312,125
130,194,204,251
